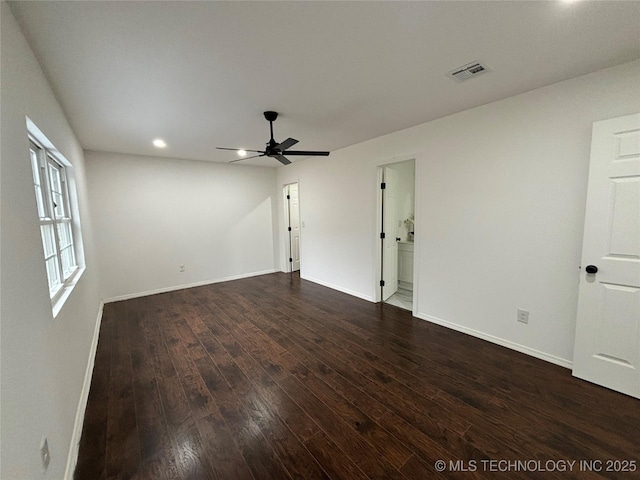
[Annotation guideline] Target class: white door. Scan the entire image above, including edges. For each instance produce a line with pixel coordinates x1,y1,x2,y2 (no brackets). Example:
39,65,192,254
382,167,399,300
573,113,640,399
289,183,301,272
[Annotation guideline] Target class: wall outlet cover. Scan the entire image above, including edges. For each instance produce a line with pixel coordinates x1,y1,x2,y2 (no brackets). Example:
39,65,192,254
517,309,529,324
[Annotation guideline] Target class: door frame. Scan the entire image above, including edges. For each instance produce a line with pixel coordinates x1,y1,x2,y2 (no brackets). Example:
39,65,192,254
374,156,418,313
283,182,301,273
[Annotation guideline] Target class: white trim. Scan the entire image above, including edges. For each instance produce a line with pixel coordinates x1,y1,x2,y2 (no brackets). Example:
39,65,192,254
283,184,292,273
374,165,384,302
414,311,573,369
52,267,85,318
299,271,570,369
104,269,277,303
411,155,423,316
64,301,104,480
373,155,419,304
301,275,374,302
28,119,85,316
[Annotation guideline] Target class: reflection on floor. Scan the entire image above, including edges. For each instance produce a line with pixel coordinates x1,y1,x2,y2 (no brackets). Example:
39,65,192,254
385,286,413,311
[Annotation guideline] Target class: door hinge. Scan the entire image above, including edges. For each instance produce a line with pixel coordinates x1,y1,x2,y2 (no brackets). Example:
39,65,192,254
288,226,292,231
289,257,293,263
381,182,386,190
286,194,290,200
380,232,385,239
379,280,385,287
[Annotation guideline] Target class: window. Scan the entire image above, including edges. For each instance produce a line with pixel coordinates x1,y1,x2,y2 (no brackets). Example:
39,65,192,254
28,136,80,303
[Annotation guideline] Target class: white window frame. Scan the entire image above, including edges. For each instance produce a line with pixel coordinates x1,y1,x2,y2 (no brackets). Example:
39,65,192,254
28,121,84,316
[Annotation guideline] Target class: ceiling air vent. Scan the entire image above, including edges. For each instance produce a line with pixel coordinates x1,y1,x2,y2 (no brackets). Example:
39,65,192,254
448,61,490,82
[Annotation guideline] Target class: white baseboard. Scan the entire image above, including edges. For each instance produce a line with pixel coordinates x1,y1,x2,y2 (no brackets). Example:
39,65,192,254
415,311,573,369
301,275,374,302
104,269,277,303
64,301,104,480
275,272,572,370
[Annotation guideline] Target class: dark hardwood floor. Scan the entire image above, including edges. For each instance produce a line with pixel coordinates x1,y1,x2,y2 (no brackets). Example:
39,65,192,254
75,273,640,480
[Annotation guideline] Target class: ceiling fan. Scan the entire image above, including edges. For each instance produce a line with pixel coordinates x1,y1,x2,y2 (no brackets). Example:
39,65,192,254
216,111,330,165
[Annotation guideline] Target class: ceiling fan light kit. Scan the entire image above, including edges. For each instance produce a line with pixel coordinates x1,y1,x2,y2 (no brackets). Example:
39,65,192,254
217,111,330,166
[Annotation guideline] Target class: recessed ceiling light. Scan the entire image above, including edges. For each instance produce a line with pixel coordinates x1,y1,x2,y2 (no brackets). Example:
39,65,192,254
237,149,247,157
153,138,167,148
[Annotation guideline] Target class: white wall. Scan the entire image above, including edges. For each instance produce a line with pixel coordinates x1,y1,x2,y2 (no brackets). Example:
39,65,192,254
278,60,640,366
1,4,103,479
86,151,279,300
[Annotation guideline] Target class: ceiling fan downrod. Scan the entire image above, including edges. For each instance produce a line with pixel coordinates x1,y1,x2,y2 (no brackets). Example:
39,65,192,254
264,111,278,145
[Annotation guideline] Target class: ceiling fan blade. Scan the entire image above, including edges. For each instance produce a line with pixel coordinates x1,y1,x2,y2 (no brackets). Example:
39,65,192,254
275,138,299,151
281,150,330,156
216,147,265,153
274,155,291,165
228,154,265,163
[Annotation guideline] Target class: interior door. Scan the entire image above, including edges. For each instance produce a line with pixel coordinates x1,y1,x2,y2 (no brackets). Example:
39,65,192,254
573,113,640,399
289,183,301,272
382,167,399,300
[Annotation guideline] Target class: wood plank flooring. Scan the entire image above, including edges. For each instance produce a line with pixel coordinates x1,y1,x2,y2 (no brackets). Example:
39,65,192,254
75,273,640,480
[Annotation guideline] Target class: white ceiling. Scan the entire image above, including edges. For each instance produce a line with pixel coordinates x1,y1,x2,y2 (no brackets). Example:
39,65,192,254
9,1,640,167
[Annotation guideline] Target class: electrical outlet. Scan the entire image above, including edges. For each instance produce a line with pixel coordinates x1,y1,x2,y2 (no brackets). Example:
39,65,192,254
517,309,529,324
179,264,185,273
40,437,50,471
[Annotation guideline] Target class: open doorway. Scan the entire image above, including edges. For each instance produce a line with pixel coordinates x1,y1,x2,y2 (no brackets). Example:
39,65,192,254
378,160,415,310
284,183,301,272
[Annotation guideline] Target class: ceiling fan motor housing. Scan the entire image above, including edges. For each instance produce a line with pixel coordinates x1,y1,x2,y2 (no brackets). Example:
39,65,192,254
264,111,278,122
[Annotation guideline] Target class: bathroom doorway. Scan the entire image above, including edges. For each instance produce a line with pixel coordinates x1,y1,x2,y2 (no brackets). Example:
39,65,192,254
378,159,415,310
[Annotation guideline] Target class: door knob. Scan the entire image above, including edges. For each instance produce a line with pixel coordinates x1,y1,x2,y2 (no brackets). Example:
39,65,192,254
585,265,598,274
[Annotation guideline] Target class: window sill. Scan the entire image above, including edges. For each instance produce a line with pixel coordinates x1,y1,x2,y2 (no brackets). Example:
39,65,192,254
52,267,86,318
